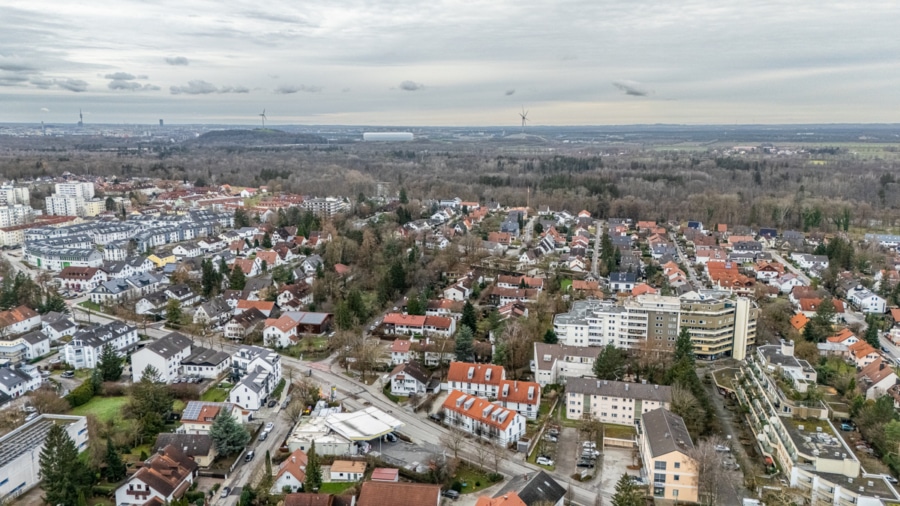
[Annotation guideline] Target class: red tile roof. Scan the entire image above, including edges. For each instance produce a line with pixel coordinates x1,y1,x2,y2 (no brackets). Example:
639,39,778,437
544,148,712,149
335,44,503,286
391,339,412,353
442,390,518,431
236,300,275,312
496,380,541,406
0,305,39,327
383,313,427,326
275,449,308,483
266,315,298,333
371,468,399,482
357,482,441,506
475,492,527,506
424,315,453,330
790,313,810,331
447,362,505,385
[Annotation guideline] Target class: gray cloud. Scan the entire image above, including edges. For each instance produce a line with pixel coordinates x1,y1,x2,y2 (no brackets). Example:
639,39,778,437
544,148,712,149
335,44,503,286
0,72,30,86
399,80,424,91
170,80,217,95
505,89,515,96
40,107,49,112
109,79,159,91
57,78,87,92
613,80,650,97
104,72,135,80
165,56,189,66
30,77,54,89
220,85,250,93
275,84,321,94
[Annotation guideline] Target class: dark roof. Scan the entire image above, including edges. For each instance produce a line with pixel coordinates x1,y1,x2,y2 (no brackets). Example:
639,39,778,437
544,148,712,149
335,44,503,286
609,271,637,283
0,368,32,389
153,433,213,457
130,444,198,498
494,470,565,506
182,347,231,367
641,408,694,457
21,330,49,345
389,360,429,384
143,332,193,358
357,482,441,506
232,307,265,328
566,377,672,403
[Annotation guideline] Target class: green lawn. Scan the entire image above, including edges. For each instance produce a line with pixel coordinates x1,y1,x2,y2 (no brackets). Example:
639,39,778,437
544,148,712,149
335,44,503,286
71,396,130,423
318,482,357,494
201,388,229,403
604,424,637,440
173,399,187,412
454,463,497,494
79,301,102,312
560,279,573,292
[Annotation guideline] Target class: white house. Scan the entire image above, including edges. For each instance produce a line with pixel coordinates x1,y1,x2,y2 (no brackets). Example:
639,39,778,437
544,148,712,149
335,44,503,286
564,378,672,424
229,345,282,410
263,315,298,348
496,380,542,420
443,278,473,301
0,305,41,336
445,362,506,398
857,358,898,401
441,390,526,445
131,332,194,383
608,272,637,292
775,273,807,294
63,321,139,369
390,339,412,365
172,242,202,258
193,298,231,327
114,445,198,505
847,287,887,314
271,449,307,494
330,460,366,482
0,367,41,398
181,348,232,379
388,361,430,397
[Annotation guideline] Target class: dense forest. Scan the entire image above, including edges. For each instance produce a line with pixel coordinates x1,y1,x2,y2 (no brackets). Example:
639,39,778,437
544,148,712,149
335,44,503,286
2,133,900,232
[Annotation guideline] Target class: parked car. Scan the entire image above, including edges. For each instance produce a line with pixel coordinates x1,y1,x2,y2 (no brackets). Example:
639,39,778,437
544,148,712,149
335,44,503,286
840,423,854,431
61,371,74,378
259,431,269,442
429,413,443,422
442,490,460,499
628,475,646,485
536,456,554,466
25,412,39,422
268,399,277,408
383,432,398,443
220,487,231,498
714,444,731,452
544,435,558,442
576,459,595,468
23,406,36,413
582,441,596,449
244,450,255,462
885,475,898,484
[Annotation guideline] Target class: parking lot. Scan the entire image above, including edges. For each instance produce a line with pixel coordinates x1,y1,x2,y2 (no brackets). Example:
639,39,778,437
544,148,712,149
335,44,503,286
373,438,443,474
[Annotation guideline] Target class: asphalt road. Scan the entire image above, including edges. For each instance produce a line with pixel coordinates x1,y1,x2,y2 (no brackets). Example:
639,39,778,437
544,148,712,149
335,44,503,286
592,220,603,277
766,250,811,285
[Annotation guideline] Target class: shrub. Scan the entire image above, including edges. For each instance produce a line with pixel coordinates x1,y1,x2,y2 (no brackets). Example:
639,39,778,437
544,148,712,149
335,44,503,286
101,381,128,397
169,383,200,401
451,481,463,492
185,491,205,503
66,381,95,407
475,481,481,487
92,485,117,497
488,473,503,483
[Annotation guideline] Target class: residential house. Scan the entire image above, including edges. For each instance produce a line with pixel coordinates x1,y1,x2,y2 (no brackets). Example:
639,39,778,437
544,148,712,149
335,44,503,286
235,300,275,317
135,290,171,315
388,361,431,397
0,305,41,336
63,321,139,369
131,332,194,383
425,299,463,319
40,313,76,341
272,449,308,494
531,342,603,386
496,380,541,420
488,471,566,506
172,242,202,258
114,445,198,505
232,258,262,277
446,362,506,398
264,315,299,348
847,287,887,314
856,358,898,401
57,266,107,292
608,272,636,292
564,378,672,424
0,367,41,398
178,401,244,435
181,348,232,380
390,339,412,365
224,307,266,340
441,390,526,445
443,278,474,301
357,482,441,506
193,297,231,326
371,468,400,483
277,283,312,308
848,341,882,369
756,341,818,393
790,253,829,270
229,345,282,410
329,460,366,482
639,408,699,503
165,284,200,306
153,433,217,468
776,273,807,293
382,313,455,337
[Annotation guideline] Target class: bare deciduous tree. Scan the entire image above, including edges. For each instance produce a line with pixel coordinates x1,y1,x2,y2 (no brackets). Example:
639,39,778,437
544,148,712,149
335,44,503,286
440,427,467,460
687,435,726,505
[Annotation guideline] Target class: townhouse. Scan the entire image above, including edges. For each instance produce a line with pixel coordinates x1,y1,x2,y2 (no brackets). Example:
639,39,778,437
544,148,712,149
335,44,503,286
131,332,193,383
495,379,541,420
382,313,455,337
0,305,41,336
114,445,198,505
442,390,526,445
446,362,506,398
57,266,108,293
388,360,432,397
639,408,699,503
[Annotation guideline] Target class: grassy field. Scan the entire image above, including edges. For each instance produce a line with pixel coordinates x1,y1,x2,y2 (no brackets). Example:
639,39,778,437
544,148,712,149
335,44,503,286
318,482,357,494
201,387,230,403
79,300,103,312
454,463,496,494
604,424,637,440
71,396,130,422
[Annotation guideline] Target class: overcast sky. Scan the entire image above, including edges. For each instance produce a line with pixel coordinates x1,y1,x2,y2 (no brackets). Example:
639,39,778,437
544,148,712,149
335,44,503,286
3,0,900,126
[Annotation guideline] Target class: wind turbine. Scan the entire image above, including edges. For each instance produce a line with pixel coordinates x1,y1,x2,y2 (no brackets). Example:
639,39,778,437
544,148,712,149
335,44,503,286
519,107,529,132
259,109,267,127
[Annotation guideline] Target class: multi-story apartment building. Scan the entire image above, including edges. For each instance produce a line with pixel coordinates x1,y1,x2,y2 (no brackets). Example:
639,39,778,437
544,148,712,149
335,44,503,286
25,244,103,271
63,321,139,369
639,408,699,503
55,181,94,200
45,195,84,216
532,342,602,386
446,362,506,398
0,185,30,206
0,204,34,228
441,390,526,445
679,292,756,360
565,378,672,425
301,197,348,217
734,353,900,505
553,292,757,360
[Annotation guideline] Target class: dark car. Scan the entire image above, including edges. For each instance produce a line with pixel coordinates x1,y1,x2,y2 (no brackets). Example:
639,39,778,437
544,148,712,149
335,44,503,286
429,413,443,422
267,399,277,408
577,460,595,468
442,490,460,500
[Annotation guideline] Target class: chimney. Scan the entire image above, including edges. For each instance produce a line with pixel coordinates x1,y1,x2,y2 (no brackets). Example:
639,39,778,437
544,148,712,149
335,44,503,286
625,384,629,391
292,456,296,463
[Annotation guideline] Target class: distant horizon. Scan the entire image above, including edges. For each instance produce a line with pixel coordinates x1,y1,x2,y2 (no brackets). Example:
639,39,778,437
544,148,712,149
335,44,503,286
4,121,900,129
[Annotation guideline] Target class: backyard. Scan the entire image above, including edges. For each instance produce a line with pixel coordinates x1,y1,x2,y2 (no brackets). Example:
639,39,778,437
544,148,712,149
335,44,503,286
201,386,230,403
318,482,357,494
453,462,499,494
70,396,130,423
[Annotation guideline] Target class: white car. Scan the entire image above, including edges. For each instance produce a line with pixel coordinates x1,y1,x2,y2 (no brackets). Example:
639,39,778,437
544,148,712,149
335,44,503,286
264,422,275,431
582,442,597,449
536,456,554,466
715,444,731,453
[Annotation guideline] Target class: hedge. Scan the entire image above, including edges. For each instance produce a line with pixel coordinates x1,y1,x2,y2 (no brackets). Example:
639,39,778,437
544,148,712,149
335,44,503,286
66,381,95,408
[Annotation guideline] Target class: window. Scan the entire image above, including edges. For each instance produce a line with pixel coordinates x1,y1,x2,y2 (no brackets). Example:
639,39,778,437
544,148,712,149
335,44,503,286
654,461,667,470
674,475,680,481
654,473,666,484
674,462,680,469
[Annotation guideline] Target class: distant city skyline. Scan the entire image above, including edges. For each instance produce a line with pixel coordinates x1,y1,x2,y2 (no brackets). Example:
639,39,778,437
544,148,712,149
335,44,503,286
2,1,900,126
